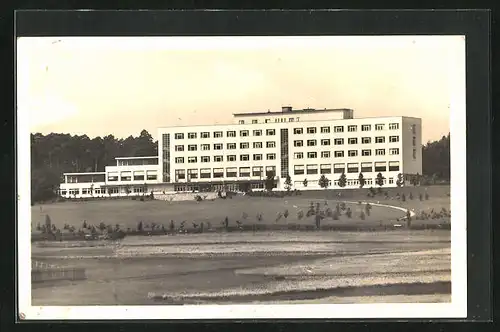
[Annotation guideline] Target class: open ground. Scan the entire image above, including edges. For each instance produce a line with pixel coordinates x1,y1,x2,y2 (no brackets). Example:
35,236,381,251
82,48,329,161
31,185,451,305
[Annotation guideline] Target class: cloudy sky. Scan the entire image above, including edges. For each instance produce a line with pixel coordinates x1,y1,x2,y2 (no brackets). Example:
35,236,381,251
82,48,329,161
17,36,464,143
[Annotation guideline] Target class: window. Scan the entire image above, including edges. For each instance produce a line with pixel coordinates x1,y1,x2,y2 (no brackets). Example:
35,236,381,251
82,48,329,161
411,124,417,134
294,140,303,147
264,119,271,123
214,131,223,138
252,119,258,124
175,170,185,180
334,151,344,158
266,166,276,177
375,162,386,172
240,154,250,161
348,150,358,157
188,144,197,151
375,149,385,156
294,152,304,159
348,125,357,132
389,161,400,172
389,136,399,143
307,152,317,159
175,133,184,139
227,143,236,149
375,136,385,143
294,128,303,135
412,136,416,146
375,124,384,131
266,129,276,136
413,149,417,159
226,167,237,178
333,163,345,174
227,155,236,162
307,127,317,134
267,153,276,160
108,173,118,182
348,137,358,144
266,141,276,148
321,151,331,158
214,155,223,162
214,143,223,150
307,139,317,147
362,137,371,144
239,120,245,124
294,165,305,175
320,126,330,133
227,131,236,137
201,144,210,151
201,132,210,139
239,167,251,177
389,178,394,184
321,139,330,146
389,123,399,130
253,130,262,136
320,164,331,174
213,168,224,178
307,164,318,175
389,148,400,155
362,149,371,156
253,154,263,161
201,156,210,163
175,157,184,164
252,166,263,177
240,130,249,137
334,138,344,145
361,162,372,173
347,163,359,173
188,132,197,139
289,118,295,122
175,145,184,152
200,168,211,179
188,157,197,163
361,124,371,131
334,126,344,133
253,142,263,149
188,169,198,179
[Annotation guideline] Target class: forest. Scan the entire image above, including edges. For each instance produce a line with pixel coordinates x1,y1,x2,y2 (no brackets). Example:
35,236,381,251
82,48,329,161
29,130,450,203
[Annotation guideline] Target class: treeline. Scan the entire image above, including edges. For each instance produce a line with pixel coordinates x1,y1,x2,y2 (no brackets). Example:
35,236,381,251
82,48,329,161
30,130,157,203
29,130,451,203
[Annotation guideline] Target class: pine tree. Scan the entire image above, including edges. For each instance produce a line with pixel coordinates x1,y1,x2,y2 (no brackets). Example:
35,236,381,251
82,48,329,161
319,174,330,189
376,172,385,187
284,174,292,191
358,173,365,188
303,178,308,187
338,172,347,188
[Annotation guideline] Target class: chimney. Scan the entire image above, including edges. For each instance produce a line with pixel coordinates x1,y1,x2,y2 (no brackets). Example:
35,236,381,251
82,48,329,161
281,106,292,112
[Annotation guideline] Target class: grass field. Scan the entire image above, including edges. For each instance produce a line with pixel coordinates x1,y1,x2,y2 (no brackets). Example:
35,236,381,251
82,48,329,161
31,185,450,233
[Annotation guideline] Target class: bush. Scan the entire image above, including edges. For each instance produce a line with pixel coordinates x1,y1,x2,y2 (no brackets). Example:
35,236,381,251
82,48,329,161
140,197,144,201
401,193,406,202
360,211,365,220
346,208,352,218
419,193,423,201
425,192,430,200
409,192,413,200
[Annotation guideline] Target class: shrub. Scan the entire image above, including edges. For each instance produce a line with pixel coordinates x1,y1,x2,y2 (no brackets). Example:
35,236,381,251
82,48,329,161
360,211,365,220
283,209,289,219
409,192,413,200
401,193,406,202
346,208,352,218
297,210,304,220
332,211,339,220
419,193,423,201
425,192,430,200
140,197,144,201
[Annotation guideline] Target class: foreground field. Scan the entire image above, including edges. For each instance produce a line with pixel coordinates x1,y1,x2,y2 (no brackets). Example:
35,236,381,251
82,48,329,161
31,185,450,234
32,230,450,305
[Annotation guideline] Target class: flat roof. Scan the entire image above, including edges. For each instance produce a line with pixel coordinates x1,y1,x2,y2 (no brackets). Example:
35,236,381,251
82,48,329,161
233,108,353,117
63,172,106,176
115,156,158,160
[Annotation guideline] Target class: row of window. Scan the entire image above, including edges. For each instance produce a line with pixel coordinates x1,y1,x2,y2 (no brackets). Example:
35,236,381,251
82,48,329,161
107,174,158,182
293,136,400,147
173,148,402,164
172,135,401,152
173,123,410,140
175,153,278,164
293,161,401,175
293,178,395,186
61,187,145,195
174,166,276,180
172,161,399,180
174,141,278,152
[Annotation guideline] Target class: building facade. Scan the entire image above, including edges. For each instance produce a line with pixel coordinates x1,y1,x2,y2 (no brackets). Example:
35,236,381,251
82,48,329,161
58,106,422,198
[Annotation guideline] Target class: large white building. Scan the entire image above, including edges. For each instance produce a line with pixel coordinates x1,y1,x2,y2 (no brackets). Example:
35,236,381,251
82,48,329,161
58,106,422,198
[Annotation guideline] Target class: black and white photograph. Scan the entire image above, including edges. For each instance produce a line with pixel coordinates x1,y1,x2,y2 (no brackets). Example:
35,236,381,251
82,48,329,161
17,34,467,320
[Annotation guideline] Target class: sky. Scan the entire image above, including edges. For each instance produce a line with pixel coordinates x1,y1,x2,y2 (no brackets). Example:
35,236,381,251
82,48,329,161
17,36,464,143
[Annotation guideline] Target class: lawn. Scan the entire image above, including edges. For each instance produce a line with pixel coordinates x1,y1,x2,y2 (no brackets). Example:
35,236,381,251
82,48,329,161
31,185,450,235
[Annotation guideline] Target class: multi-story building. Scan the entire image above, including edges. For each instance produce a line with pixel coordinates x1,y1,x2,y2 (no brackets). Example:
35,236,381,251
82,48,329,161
58,106,422,198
